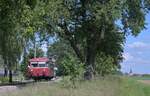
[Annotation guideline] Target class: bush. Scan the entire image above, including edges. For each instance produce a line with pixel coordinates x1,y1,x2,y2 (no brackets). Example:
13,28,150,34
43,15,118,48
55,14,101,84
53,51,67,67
60,54,84,88
19,62,28,77
95,53,118,76
0,77,9,83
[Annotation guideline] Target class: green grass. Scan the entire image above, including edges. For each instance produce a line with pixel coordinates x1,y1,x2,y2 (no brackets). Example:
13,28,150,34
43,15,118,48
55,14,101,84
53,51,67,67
2,76,150,96
119,77,150,96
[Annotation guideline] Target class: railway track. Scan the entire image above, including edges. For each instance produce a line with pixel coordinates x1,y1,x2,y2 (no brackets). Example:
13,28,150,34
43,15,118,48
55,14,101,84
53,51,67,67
0,80,35,87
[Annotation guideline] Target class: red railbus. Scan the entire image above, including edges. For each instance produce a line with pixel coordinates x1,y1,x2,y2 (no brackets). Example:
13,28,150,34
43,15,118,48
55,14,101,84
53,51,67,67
26,57,54,80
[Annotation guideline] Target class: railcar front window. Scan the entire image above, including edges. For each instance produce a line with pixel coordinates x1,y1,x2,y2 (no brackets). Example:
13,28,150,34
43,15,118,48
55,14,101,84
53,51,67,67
39,64,46,67
38,62,47,67
31,63,38,67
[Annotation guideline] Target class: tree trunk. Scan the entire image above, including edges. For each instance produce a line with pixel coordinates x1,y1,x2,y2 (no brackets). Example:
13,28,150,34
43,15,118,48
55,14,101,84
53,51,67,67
9,69,12,83
3,59,8,77
84,39,96,80
4,67,8,77
84,54,96,80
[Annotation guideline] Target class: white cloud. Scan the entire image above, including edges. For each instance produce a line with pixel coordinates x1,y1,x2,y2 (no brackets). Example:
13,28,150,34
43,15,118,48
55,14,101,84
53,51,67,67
123,52,150,65
127,41,148,49
123,52,134,61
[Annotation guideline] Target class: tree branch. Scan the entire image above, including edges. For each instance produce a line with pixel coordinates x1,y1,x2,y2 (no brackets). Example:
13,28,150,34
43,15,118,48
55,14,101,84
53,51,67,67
58,24,84,63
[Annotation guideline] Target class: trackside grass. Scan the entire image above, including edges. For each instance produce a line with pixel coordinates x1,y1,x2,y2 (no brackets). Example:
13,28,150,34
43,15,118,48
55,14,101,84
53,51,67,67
2,76,150,96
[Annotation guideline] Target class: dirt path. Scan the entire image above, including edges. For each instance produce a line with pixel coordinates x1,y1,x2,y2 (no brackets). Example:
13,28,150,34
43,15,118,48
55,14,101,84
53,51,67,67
138,80,150,85
0,86,18,93
0,77,62,94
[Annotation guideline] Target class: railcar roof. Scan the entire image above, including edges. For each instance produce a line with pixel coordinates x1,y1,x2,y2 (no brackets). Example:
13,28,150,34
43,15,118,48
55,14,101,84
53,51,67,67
29,57,49,62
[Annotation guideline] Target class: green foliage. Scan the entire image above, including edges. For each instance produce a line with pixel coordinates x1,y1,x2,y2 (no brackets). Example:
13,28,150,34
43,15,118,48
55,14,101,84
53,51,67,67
0,55,4,67
98,31,125,69
61,54,84,77
60,54,84,87
0,1,27,81
20,62,27,76
95,53,117,76
47,39,75,75
47,39,73,59
28,48,44,59
0,77,9,83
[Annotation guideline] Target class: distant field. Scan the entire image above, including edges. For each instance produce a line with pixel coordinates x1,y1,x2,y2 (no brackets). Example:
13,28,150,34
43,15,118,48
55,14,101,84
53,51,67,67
1,76,150,96
130,75,150,86
131,75,150,80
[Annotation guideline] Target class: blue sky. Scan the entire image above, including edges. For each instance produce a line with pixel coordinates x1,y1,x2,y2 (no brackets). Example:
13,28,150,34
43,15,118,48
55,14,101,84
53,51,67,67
121,13,150,74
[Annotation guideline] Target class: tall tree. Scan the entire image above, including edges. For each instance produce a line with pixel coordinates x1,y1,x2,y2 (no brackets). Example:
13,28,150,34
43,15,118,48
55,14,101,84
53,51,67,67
41,0,150,79
0,0,22,82
0,0,36,82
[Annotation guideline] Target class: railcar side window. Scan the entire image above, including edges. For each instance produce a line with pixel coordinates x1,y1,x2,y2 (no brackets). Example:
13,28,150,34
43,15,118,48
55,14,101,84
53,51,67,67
49,63,54,68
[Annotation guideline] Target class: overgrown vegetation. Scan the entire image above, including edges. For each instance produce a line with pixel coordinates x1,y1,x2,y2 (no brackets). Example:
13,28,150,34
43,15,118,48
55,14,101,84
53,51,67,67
0,77,9,83
60,55,84,87
2,76,150,96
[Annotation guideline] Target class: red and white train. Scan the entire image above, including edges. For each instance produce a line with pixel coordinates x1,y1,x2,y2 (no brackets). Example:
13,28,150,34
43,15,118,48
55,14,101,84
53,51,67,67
26,57,54,80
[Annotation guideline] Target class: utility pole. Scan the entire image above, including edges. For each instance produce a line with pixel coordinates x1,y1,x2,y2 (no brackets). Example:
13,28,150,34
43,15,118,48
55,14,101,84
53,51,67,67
34,40,36,58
